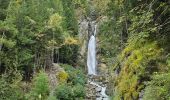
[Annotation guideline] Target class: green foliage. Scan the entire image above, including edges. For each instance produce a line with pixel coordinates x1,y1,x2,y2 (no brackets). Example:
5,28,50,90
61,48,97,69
27,71,49,100
91,0,110,15
54,83,85,100
0,0,85,99
59,45,79,64
72,84,85,98
57,71,68,83
0,0,169,100
47,95,57,100
98,20,121,64
54,83,73,100
0,0,80,74
53,64,86,100
0,72,24,100
62,0,78,35
48,13,63,30
73,0,89,16
107,0,170,99
113,22,163,100
0,0,10,20
143,73,170,100
60,64,86,85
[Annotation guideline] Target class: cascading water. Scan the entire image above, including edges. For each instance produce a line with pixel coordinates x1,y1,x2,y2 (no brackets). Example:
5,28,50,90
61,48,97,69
87,23,109,100
87,35,96,75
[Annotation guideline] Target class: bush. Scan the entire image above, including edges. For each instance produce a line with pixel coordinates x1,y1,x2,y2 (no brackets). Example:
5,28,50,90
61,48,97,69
54,83,73,100
57,71,68,83
54,64,86,100
27,71,49,100
73,84,86,98
47,95,57,100
54,83,85,100
60,64,86,85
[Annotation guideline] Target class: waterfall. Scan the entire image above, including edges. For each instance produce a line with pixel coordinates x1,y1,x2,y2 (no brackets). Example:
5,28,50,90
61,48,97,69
87,35,96,75
86,23,109,100
87,22,97,75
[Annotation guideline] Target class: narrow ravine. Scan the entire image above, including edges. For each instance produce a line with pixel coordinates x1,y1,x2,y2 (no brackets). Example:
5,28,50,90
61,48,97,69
86,21,109,100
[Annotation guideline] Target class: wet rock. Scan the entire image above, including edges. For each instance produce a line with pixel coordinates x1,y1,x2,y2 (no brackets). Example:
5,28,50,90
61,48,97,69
96,87,102,92
86,75,109,100
139,90,144,100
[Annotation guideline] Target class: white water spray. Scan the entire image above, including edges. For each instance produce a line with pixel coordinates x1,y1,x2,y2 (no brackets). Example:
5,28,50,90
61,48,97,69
87,35,96,75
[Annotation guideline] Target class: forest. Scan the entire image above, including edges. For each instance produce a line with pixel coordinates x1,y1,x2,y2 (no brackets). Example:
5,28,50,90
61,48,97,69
0,0,170,100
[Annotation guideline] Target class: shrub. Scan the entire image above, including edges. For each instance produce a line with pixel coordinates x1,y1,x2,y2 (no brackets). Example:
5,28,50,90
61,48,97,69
73,84,86,98
27,71,49,100
47,95,57,100
54,64,86,100
60,64,86,85
57,71,68,83
54,83,73,100
54,83,85,100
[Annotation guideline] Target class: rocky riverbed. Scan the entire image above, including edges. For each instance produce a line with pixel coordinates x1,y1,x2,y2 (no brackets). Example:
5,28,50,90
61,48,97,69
86,75,109,100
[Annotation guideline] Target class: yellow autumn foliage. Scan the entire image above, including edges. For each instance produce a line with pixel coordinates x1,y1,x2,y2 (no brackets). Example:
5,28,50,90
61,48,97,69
64,37,79,45
57,71,68,83
48,13,62,29
115,42,162,100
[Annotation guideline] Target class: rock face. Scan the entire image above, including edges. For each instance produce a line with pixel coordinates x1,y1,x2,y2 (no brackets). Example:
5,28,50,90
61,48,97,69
78,19,89,67
78,20,98,72
98,63,109,75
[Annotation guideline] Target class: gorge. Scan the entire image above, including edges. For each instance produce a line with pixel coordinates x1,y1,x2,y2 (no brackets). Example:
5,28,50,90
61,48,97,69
86,22,109,100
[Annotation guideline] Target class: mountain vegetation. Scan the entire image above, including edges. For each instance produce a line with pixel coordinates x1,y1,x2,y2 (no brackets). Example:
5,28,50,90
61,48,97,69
0,0,169,100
